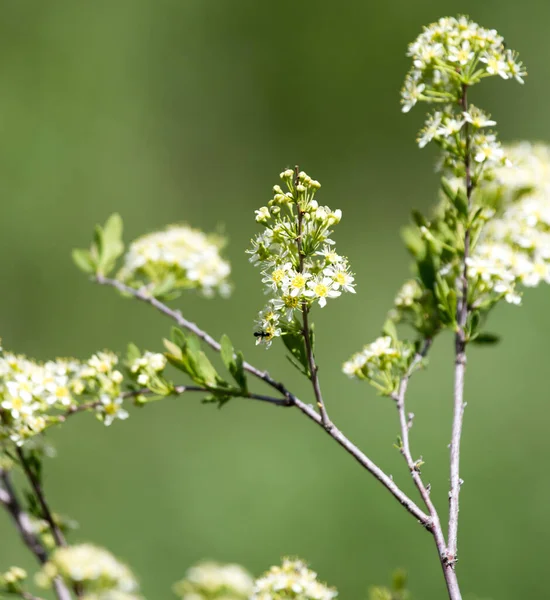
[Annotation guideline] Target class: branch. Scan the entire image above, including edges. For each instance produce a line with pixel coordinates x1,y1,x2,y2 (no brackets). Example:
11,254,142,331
93,275,430,526
448,84,472,562
15,448,67,549
294,177,330,428
0,469,73,600
59,386,293,421
393,342,462,600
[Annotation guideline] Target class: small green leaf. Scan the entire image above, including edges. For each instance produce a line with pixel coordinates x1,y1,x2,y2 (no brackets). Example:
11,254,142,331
220,334,234,372
195,351,221,388
72,248,96,274
440,177,457,202
471,332,501,345
171,327,187,348
233,351,248,392
126,343,141,362
382,319,398,342
102,213,123,248
401,225,425,259
282,330,310,378
151,275,176,298
417,254,437,292
163,338,183,361
411,210,428,228
454,188,469,217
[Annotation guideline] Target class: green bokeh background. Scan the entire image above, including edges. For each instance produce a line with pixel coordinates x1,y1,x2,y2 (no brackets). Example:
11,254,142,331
0,2,548,599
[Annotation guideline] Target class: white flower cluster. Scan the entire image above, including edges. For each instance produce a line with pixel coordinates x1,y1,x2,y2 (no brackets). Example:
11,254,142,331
128,351,167,388
252,558,337,600
82,592,143,600
402,16,526,113
342,335,403,379
0,349,128,446
248,170,355,347
36,544,139,597
403,16,525,180
172,561,254,600
468,142,550,304
394,280,423,308
119,225,231,298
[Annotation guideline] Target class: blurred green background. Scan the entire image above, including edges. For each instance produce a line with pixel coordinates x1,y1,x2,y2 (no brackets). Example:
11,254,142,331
0,1,549,598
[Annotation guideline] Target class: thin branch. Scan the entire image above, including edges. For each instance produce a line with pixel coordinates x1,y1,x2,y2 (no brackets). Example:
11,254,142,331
93,274,430,526
448,84,472,563
59,386,292,422
0,469,73,600
393,341,462,600
293,170,330,428
20,592,46,600
0,469,49,563
15,447,67,549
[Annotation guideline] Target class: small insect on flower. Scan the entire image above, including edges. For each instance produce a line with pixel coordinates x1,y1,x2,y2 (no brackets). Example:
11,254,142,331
253,331,271,340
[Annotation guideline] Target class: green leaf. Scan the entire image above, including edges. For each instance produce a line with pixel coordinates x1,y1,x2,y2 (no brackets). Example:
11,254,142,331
411,210,428,228
232,351,248,392
126,343,141,362
401,225,425,259
151,275,176,298
163,338,183,361
282,330,310,378
72,248,96,274
102,213,123,248
96,214,124,275
202,392,232,408
440,177,457,202
382,319,398,342
171,327,187,348
220,334,234,372
194,351,221,388
220,335,248,391
417,254,437,292
471,332,501,345
454,188,469,217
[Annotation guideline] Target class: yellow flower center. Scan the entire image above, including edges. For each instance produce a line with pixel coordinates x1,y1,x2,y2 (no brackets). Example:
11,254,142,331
104,402,118,415
291,275,306,289
283,295,299,309
314,284,328,297
272,269,285,284
11,397,23,411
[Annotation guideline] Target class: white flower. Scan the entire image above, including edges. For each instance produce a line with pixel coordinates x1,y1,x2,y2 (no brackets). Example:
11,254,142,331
252,559,336,600
417,112,443,148
480,53,508,79
437,117,464,138
174,562,253,600
255,206,271,223
401,76,425,113
283,271,312,297
303,276,341,307
98,395,129,427
448,40,474,65
463,106,496,129
36,544,138,594
121,225,231,298
323,265,356,293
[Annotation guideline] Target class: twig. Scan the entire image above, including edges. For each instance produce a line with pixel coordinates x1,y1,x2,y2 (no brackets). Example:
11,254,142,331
448,84,472,565
94,274,430,526
393,341,462,600
59,386,292,421
0,469,73,600
20,592,46,600
15,447,67,549
293,169,330,428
